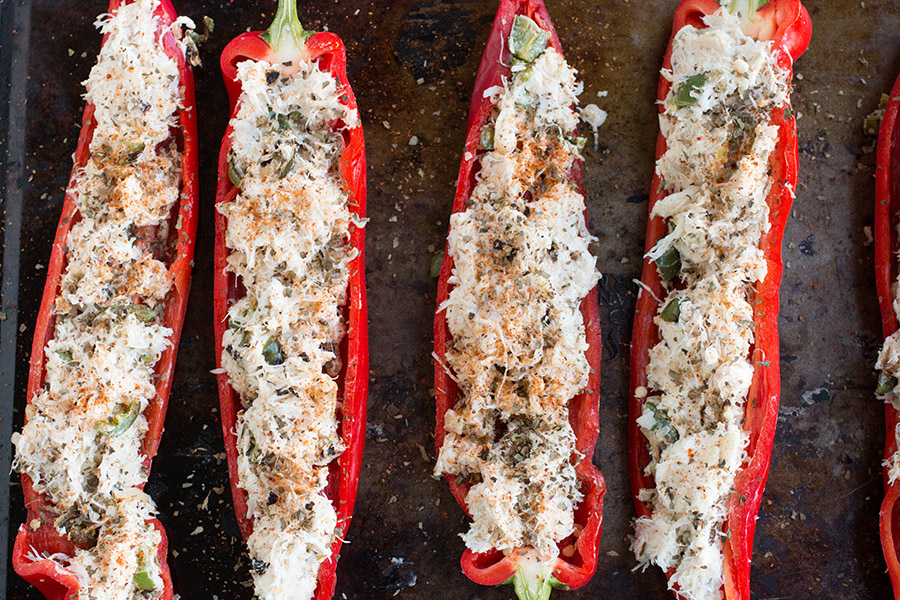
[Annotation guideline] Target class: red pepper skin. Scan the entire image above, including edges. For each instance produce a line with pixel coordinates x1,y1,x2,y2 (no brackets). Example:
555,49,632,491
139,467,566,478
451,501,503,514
12,1,198,598
213,23,367,600
875,71,900,600
433,0,605,590
628,2,809,598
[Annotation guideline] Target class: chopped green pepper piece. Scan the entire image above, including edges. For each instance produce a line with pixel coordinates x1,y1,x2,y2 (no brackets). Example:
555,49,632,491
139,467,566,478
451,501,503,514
133,570,158,591
122,140,145,163
646,402,679,444
127,303,158,323
133,547,163,591
66,519,99,547
56,350,73,363
109,302,158,323
246,434,261,463
262,336,284,366
228,159,244,188
479,124,495,150
655,246,682,282
95,402,140,437
324,358,341,378
674,73,707,107
877,372,898,395
571,136,587,153
509,15,550,62
864,114,882,136
660,297,683,322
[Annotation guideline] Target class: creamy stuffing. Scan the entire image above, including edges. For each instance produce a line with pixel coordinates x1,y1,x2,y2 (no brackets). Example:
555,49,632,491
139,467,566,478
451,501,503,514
630,10,790,600
434,23,599,562
219,57,359,600
12,1,187,598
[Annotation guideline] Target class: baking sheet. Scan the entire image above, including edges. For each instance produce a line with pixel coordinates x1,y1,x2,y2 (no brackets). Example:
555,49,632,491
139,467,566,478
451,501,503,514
1,0,898,598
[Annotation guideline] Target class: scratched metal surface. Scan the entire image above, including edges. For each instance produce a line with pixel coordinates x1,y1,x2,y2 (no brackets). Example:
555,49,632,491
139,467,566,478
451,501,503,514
1,0,898,598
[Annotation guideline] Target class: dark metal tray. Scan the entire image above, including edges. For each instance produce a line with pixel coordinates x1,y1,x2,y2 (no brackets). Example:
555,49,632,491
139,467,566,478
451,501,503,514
0,0,896,598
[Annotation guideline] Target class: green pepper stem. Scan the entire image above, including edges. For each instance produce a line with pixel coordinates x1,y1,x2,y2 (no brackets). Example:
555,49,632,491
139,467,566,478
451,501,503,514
260,0,312,63
724,0,767,31
509,551,565,600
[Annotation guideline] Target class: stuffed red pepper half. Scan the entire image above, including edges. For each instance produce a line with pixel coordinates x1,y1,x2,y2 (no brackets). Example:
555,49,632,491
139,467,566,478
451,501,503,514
874,71,900,599
432,1,605,598
628,1,809,599
10,0,198,598
212,1,367,599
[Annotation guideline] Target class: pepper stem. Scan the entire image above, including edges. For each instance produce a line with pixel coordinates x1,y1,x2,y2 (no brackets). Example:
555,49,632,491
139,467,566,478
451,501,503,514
260,0,312,63
509,551,564,600
719,0,773,39
726,0,766,15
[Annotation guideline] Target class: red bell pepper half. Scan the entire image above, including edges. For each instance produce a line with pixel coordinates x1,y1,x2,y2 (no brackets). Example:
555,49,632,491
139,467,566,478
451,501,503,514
628,1,810,598
12,0,199,598
432,0,605,597
213,1,367,598
875,71,900,600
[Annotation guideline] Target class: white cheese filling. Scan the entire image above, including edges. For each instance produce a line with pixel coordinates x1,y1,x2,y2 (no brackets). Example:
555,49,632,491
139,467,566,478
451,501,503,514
434,45,600,561
12,2,185,599
631,10,789,600
219,58,359,600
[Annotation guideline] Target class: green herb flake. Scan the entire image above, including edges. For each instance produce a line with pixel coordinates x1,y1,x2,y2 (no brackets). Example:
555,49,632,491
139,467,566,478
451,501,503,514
278,153,295,179
430,251,444,278
646,402,679,444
